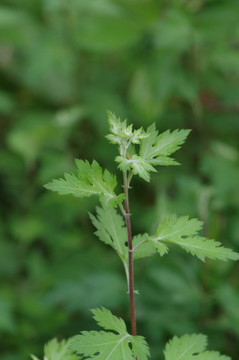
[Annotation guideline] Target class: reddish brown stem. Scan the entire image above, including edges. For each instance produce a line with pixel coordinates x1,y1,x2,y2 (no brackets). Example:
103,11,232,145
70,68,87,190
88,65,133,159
123,172,137,336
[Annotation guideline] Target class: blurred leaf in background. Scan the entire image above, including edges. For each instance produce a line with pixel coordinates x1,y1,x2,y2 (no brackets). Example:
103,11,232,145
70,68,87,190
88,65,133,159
1,0,239,359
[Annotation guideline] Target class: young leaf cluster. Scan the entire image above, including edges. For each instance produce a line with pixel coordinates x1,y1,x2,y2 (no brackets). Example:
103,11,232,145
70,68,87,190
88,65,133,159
106,111,148,148
116,123,190,182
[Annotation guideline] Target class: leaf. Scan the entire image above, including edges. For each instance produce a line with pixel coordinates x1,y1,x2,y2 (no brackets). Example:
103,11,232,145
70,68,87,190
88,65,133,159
89,206,130,289
45,338,80,360
90,206,158,261
44,159,124,206
133,234,157,259
149,240,169,257
164,334,230,360
164,333,207,360
116,124,190,181
150,215,239,261
140,125,191,162
130,336,151,360
91,307,127,333
107,114,190,181
89,205,128,259
195,352,231,360
106,111,147,147
116,155,156,182
137,124,190,179
31,338,79,360
70,307,150,360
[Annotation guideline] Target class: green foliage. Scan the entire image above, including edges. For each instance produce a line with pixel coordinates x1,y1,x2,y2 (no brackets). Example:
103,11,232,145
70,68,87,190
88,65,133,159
89,205,128,281
89,205,127,260
149,215,239,261
45,113,238,359
106,111,147,147
115,125,190,182
31,338,79,360
140,126,190,166
164,334,230,360
44,160,125,206
116,155,156,182
70,307,150,360
133,234,156,260
90,205,156,261
1,0,239,359
89,206,156,284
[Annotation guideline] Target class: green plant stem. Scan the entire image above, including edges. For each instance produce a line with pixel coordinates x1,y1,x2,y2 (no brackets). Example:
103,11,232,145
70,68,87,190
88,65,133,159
123,171,137,337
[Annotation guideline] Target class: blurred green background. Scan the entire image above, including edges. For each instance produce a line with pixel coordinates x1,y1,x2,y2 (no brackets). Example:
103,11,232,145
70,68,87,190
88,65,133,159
1,0,239,358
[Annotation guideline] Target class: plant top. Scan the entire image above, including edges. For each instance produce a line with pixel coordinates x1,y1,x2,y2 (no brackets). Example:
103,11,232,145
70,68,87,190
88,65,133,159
42,112,238,360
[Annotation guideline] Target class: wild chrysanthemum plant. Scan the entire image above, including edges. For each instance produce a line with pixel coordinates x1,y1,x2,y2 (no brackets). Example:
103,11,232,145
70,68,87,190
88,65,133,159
36,111,239,360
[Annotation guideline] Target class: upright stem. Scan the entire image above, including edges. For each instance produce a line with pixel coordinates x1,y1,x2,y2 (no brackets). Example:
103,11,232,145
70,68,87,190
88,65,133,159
123,171,137,336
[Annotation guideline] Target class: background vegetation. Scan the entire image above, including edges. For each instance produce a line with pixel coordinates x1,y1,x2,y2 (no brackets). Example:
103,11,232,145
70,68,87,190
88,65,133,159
1,0,239,359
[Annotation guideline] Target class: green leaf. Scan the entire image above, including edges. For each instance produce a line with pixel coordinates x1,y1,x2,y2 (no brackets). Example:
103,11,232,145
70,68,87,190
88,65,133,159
164,334,230,360
44,160,124,206
195,352,231,360
116,155,156,182
45,338,80,360
133,234,157,259
107,114,190,181
130,335,150,360
106,111,147,147
31,338,79,360
149,239,169,257
138,124,190,179
91,307,127,333
150,215,239,261
164,334,206,360
70,307,150,360
90,206,158,261
89,205,128,259
89,205,130,288
140,125,191,161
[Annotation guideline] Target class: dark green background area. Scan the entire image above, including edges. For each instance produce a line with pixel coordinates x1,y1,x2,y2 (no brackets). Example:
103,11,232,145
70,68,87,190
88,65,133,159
1,0,239,358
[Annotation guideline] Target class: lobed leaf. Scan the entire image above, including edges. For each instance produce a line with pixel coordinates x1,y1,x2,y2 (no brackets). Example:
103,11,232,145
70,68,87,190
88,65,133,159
195,351,231,360
133,234,156,259
90,206,158,262
91,307,127,333
70,307,150,360
107,113,190,182
44,159,124,206
164,334,230,360
129,124,191,180
150,215,239,261
31,338,79,360
89,205,128,260
140,125,191,163
116,155,156,182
